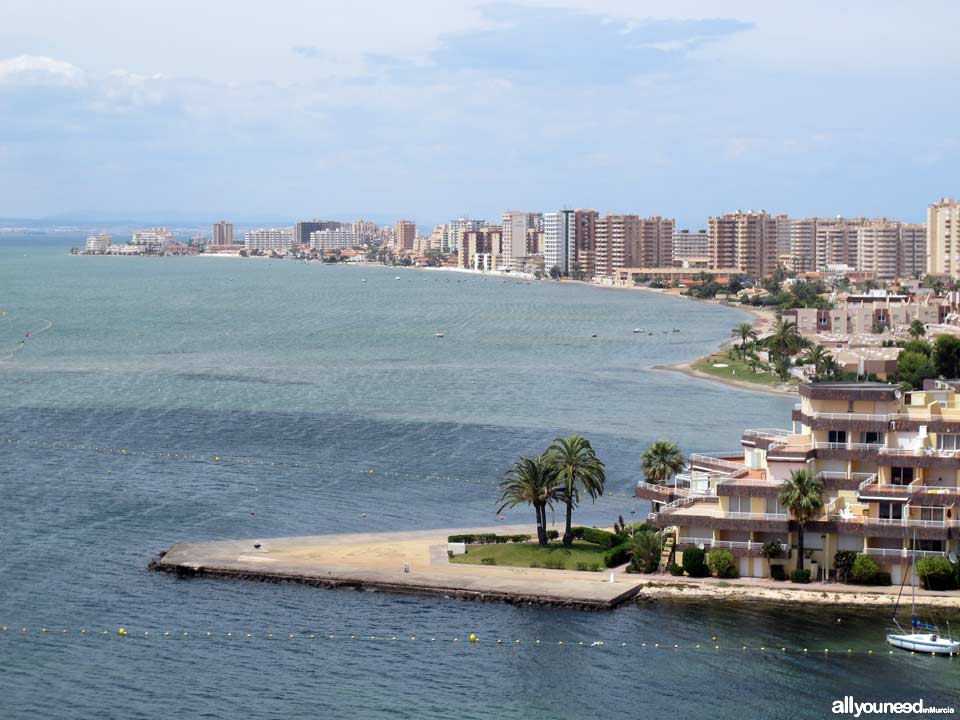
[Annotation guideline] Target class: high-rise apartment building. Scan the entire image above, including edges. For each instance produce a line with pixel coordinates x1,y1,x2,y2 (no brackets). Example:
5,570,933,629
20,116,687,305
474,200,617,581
928,198,960,276
500,212,542,271
595,215,640,277
543,210,576,275
447,218,484,253
352,219,390,246
244,227,294,252
672,229,709,260
459,227,502,270
856,221,927,280
708,212,777,278
83,232,112,254
573,209,598,278
295,220,342,247
395,220,416,251
212,221,233,246
632,216,675,268
310,227,358,251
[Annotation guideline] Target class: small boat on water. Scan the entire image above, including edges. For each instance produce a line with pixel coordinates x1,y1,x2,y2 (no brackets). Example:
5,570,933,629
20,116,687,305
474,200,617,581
886,533,959,655
632,328,641,333
435,332,444,338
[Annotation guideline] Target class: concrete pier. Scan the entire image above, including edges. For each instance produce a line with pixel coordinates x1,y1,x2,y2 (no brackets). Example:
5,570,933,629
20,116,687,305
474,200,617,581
153,525,645,610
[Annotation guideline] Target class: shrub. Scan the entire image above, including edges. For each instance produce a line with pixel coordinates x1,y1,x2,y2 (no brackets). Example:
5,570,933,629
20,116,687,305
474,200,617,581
668,563,684,576
603,543,630,568
849,554,879,584
760,540,783,559
576,561,589,571
706,550,738,579
546,530,559,540
529,560,541,568
916,556,956,591
480,557,497,565
833,550,858,584
874,572,892,586
790,568,812,584
570,527,586,540
544,558,565,570
770,564,786,581
589,563,602,572
682,547,709,578
579,527,620,548
447,533,530,544
447,550,454,559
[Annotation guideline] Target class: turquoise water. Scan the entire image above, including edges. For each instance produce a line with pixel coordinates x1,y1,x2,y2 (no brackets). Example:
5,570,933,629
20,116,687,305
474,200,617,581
1,238,957,719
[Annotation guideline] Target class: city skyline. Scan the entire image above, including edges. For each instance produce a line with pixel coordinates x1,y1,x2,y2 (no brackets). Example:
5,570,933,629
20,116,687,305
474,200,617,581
2,1,959,227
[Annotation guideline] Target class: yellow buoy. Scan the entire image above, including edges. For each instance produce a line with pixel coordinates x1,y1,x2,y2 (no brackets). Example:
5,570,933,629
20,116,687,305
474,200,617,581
118,628,127,636
469,633,477,642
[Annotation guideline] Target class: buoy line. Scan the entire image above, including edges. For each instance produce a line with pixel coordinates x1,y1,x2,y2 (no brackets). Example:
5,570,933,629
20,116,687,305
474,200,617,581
0,626,928,655
0,437,638,499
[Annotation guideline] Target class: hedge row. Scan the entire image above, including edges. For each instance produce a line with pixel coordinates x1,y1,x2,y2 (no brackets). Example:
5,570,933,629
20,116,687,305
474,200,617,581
570,526,620,548
447,533,532,544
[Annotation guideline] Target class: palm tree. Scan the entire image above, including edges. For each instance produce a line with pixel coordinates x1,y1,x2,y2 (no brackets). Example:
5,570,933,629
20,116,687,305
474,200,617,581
767,317,802,360
546,434,606,547
732,322,758,358
497,455,559,545
626,529,662,573
804,344,830,377
909,319,926,339
640,440,686,486
777,469,825,572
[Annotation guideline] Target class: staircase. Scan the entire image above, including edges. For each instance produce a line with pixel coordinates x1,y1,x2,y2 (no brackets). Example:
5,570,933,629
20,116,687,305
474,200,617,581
658,528,677,573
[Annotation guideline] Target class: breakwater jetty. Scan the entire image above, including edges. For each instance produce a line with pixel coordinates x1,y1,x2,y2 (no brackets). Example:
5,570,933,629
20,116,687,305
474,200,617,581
152,525,645,610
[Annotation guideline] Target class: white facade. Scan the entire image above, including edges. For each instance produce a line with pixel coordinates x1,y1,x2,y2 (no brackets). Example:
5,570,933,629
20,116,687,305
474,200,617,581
501,211,542,270
543,210,575,275
245,227,294,252
311,227,358,251
84,232,112,254
672,229,709,259
130,227,174,252
446,218,484,253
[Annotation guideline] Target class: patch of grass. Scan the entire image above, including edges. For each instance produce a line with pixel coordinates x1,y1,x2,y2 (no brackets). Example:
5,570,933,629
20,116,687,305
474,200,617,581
692,354,793,387
449,541,608,571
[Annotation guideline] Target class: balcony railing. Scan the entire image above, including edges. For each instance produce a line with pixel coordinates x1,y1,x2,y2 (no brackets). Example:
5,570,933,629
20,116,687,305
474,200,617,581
723,511,788,521
688,453,745,472
863,547,947,559
860,516,950,528
742,429,793,442
655,495,719,515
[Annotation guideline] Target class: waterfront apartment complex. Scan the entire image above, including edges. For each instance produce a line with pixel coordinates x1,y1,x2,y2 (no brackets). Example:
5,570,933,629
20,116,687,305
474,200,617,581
672,229,709,261
83,232,112,254
927,198,960,277
543,210,576,275
639,382,960,583
593,215,675,278
310,227,358,251
708,211,778,279
501,211,543,272
245,227,294,252
395,220,416,252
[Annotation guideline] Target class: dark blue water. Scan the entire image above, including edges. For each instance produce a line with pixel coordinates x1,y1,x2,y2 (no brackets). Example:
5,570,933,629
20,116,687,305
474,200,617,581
1,238,957,719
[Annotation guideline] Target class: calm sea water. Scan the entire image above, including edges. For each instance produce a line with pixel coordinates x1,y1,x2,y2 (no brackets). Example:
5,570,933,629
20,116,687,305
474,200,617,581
0,237,957,719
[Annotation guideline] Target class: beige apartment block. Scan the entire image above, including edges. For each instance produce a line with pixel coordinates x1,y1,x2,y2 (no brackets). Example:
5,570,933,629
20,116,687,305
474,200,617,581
708,211,777,278
395,220,416,251
928,198,960,276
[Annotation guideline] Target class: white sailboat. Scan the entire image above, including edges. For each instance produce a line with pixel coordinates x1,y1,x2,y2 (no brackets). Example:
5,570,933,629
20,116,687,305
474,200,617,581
886,533,959,655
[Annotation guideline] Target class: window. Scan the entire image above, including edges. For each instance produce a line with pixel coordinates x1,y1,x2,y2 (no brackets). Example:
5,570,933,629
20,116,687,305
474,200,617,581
728,496,750,514
937,434,960,451
890,467,914,485
764,497,785,515
878,502,903,520
828,430,847,444
859,431,883,445
919,507,944,522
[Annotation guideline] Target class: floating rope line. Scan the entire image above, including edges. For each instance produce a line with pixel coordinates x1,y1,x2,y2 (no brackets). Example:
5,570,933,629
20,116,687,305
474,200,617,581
0,626,934,656
0,437,637,499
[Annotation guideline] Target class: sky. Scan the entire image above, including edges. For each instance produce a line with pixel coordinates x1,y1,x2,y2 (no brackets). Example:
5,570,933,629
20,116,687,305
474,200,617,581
0,0,958,229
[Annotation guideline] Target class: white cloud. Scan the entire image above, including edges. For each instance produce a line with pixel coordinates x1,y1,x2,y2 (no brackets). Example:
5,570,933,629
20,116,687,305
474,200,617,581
0,55,85,87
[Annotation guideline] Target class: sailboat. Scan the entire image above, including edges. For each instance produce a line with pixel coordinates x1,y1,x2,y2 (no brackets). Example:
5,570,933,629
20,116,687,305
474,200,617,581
886,532,959,655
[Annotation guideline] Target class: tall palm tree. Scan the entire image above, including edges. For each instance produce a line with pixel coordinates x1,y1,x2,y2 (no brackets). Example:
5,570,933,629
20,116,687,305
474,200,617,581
732,322,758,358
909,319,926,339
767,317,802,361
546,434,606,547
804,344,830,377
497,455,559,545
640,440,686,486
777,469,825,572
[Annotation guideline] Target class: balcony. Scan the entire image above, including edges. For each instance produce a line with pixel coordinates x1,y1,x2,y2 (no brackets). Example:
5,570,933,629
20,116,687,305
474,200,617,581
649,498,790,531
862,547,947,562
688,452,746,473
675,537,790,558
816,471,875,491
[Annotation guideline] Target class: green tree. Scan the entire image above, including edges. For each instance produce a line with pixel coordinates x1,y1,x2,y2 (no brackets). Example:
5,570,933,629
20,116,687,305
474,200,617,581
897,350,937,390
640,440,686,486
626,529,662,573
766,317,803,361
497,455,559,546
778,469,825,572
934,335,960,379
902,339,933,357
909,319,926,339
803,344,830,377
546,434,606,547
549,265,562,280
731,322,757,358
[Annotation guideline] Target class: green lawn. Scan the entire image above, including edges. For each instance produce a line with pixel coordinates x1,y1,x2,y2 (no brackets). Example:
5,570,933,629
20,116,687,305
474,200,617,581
692,354,796,387
449,541,608,571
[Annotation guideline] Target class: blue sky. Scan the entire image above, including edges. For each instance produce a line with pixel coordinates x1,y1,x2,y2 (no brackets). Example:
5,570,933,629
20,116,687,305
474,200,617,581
1,0,957,228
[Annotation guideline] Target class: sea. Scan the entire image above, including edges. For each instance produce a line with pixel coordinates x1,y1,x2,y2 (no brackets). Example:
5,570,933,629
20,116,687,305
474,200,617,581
0,236,957,719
